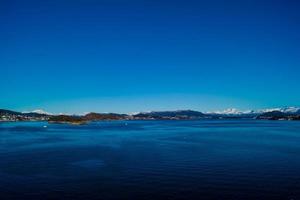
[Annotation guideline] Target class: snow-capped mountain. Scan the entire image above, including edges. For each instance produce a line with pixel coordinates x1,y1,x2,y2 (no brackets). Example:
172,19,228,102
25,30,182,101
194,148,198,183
22,109,52,115
206,108,255,115
208,108,241,115
207,107,300,115
258,107,300,114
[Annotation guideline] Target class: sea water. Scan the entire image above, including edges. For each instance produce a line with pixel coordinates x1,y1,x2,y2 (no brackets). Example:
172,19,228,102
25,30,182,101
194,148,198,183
0,120,300,200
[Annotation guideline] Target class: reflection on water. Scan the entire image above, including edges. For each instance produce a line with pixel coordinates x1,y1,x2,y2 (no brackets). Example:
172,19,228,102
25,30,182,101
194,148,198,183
1,120,300,200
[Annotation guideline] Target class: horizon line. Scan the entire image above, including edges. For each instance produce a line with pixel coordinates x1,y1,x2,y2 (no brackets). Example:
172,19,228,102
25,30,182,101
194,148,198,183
2,106,300,116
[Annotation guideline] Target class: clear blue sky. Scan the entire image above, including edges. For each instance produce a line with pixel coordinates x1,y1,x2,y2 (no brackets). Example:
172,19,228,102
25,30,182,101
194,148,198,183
1,0,300,113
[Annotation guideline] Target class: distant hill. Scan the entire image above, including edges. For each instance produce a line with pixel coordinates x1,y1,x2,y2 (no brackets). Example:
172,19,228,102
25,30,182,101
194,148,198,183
257,111,286,120
0,109,21,116
133,110,207,120
0,109,50,117
256,111,300,120
48,112,129,124
48,115,87,125
83,112,128,121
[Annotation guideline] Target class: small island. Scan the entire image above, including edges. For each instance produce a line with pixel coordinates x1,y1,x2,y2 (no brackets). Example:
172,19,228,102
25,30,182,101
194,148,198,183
48,115,88,125
48,113,128,125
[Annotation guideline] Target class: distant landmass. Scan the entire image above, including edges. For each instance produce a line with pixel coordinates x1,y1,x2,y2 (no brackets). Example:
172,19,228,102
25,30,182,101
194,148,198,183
256,110,300,120
0,109,50,121
1,107,300,124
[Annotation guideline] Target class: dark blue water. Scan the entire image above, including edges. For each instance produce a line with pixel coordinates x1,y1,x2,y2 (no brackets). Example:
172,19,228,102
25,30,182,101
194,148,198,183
1,120,300,200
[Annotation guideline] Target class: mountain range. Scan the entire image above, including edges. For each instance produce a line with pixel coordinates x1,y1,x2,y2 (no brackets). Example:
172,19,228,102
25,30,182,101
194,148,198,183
1,107,300,123
206,107,300,115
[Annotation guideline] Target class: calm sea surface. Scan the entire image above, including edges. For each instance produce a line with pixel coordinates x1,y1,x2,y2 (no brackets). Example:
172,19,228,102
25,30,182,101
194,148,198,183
1,120,300,200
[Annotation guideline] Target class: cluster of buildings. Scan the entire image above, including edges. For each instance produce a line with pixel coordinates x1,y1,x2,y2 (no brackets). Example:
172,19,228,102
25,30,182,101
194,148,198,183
0,113,49,122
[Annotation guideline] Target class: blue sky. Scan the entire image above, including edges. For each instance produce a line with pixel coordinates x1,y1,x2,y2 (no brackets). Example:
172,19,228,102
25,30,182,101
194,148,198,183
1,0,300,113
